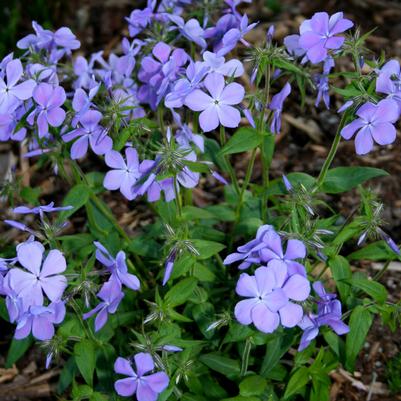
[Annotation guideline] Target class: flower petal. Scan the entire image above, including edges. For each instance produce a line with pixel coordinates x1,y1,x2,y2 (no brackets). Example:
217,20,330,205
204,72,225,99
40,249,66,277
199,106,219,132
371,122,397,145
251,302,280,333
279,302,304,327
114,378,138,397
17,241,44,275
134,353,155,377
234,298,259,325
283,274,310,301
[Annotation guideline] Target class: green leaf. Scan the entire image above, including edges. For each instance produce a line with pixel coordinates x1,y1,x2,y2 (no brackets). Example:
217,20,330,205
165,277,198,307
191,239,225,259
90,392,109,401
348,241,400,261
182,206,215,220
266,173,315,196
239,375,267,396
6,337,33,368
72,383,93,400
321,167,388,194
260,333,294,376
220,127,262,155
58,184,91,221
328,256,352,302
74,340,96,386
20,186,41,204
345,306,373,371
283,367,310,399
199,352,241,380
351,277,387,303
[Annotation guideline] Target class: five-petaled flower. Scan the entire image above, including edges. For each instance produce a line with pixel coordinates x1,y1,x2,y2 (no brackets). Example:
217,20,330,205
235,264,310,333
8,241,67,309
114,353,169,401
299,12,353,64
340,98,399,155
185,72,244,132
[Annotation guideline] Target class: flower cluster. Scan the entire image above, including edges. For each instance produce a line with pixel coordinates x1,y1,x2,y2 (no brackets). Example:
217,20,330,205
0,239,67,340
225,225,349,347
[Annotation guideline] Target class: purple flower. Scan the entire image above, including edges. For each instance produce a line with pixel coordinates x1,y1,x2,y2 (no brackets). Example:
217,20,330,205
171,110,204,152
202,51,244,77
224,225,307,276
315,57,334,109
298,282,349,351
83,279,124,332
269,82,291,134
284,34,307,59
63,110,112,159
165,61,209,109
17,21,80,54
28,83,66,138
298,12,353,64
13,202,73,216
218,14,257,56
125,5,154,37
71,85,100,125
94,241,140,291
8,241,67,308
185,72,244,132
138,42,188,109
235,264,310,333
14,301,66,341
162,249,177,286
168,15,207,48
340,98,399,155
103,148,144,201
376,59,401,112
114,353,169,400
0,59,36,113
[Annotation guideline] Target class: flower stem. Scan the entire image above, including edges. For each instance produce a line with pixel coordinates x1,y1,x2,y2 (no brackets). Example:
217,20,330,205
315,113,347,190
219,125,240,195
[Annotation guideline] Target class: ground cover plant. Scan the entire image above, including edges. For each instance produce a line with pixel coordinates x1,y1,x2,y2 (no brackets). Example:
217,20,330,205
0,1,401,400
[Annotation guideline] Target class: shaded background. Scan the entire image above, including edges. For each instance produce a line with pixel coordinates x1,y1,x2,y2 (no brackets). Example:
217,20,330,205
1,1,401,400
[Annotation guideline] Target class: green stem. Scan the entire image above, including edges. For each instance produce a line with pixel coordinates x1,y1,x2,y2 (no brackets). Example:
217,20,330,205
315,113,347,190
260,66,272,222
173,176,183,218
219,125,240,195
235,148,257,219
240,338,252,377
69,160,146,274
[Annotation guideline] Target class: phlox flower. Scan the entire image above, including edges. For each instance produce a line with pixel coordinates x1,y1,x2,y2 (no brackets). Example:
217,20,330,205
168,15,207,48
340,98,399,155
298,282,349,351
298,12,353,64
224,225,307,275
114,353,169,401
8,241,67,309
83,278,124,332
28,83,66,138
268,82,291,134
103,147,148,201
202,51,244,77
185,72,244,132
63,110,112,159
94,241,140,291
0,59,36,113
235,264,310,333
14,301,65,341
